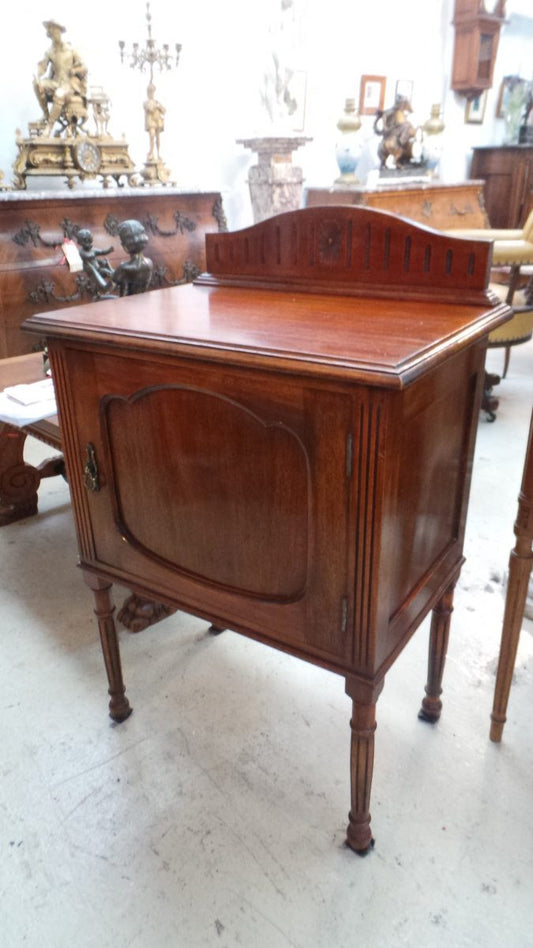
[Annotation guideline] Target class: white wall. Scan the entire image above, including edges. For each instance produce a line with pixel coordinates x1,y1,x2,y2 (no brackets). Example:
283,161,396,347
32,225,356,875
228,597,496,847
0,0,531,230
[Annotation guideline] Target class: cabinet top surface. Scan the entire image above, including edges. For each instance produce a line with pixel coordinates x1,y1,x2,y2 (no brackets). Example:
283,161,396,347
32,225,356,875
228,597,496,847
24,281,509,388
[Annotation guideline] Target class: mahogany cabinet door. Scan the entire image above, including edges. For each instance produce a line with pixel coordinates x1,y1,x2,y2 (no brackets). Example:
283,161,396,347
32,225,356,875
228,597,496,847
55,345,357,670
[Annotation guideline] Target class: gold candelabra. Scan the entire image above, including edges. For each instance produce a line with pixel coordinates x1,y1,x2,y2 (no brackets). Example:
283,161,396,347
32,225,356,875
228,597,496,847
119,2,181,185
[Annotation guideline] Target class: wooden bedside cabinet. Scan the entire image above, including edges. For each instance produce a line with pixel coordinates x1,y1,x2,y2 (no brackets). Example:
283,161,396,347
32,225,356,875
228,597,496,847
23,207,511,854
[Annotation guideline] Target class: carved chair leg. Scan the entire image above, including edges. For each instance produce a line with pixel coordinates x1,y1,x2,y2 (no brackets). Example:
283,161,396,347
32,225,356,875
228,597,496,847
524,274,533,306
84,572,132,722
345,676,384,854
499,345,512,380
505,263,521,306
418,583,455,723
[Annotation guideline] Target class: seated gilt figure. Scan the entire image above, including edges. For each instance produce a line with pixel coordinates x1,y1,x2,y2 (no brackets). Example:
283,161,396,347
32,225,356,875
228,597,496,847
13,18,137,188
33,19,88,137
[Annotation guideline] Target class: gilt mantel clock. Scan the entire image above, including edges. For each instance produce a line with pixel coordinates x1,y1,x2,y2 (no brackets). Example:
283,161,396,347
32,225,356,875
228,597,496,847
451,0,506,98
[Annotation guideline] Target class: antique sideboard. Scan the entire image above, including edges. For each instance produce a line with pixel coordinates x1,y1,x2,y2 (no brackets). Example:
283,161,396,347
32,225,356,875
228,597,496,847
0,187,226,359
470,145,533,228
304,181,489,230
24,206,511,853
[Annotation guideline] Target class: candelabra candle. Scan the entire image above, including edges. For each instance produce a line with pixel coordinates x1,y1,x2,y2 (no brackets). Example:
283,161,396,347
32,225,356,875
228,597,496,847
118,2,181,186
119,3,181,84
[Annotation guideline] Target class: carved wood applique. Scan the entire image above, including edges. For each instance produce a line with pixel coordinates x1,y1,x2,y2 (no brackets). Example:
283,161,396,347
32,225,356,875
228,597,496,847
13,217,81,247
19,204,218,305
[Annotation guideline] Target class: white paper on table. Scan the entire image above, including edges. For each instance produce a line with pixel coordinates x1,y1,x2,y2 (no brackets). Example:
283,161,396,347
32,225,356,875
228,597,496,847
4,378,55,405
0,378,57,426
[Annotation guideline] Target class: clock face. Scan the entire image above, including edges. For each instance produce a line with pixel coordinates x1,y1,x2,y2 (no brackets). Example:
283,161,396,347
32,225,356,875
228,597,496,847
75,141,102,173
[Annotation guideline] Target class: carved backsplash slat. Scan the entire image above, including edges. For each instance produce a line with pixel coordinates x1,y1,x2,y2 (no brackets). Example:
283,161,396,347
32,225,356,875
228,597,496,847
200,207,493,303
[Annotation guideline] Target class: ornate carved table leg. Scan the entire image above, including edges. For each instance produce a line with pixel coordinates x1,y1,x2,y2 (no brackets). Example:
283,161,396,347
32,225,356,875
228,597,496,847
84,571,132,722
418,583,456,723
0,424,39,524
0,421,65,525
490,410,533,742
117,593,177,632
345,676,384,854
116,593,226,636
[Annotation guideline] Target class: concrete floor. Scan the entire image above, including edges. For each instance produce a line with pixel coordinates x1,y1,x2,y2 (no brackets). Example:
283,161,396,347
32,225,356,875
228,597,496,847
1,340,532,948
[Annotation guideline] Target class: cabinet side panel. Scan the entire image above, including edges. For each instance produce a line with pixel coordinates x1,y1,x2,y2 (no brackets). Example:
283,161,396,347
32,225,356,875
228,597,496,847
375,343,485,669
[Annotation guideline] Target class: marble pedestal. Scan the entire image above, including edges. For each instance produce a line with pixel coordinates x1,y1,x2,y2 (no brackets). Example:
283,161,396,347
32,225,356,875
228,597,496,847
237,136,312,223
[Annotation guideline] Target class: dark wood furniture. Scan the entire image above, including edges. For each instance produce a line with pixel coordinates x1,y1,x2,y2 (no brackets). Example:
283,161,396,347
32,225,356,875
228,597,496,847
24,207,511,854
0,352,63,526
470,146,533,228
490,409,533,742
451,0,506,98
0,187,226,359
304,181,489,229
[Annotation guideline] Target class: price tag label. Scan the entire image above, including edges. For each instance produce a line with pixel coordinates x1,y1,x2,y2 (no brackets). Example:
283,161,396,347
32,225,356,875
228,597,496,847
62,239,83,272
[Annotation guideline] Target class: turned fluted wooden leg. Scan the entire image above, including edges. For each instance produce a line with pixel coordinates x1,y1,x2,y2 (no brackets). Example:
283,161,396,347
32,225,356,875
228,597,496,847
418,583,455,723
490,410,533,742
345,676,384,854
84,572,132,722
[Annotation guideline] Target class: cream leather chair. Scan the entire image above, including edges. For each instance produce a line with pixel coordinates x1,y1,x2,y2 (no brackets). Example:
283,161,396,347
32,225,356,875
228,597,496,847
450,210,533,377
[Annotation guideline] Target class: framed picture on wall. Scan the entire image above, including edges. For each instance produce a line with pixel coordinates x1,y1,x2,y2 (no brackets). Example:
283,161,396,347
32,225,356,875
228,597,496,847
496,75,528,118
359,75,386,115
465,91,487,124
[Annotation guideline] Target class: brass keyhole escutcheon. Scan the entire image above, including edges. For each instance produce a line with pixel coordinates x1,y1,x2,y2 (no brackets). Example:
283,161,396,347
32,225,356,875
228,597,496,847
83,442,100,492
